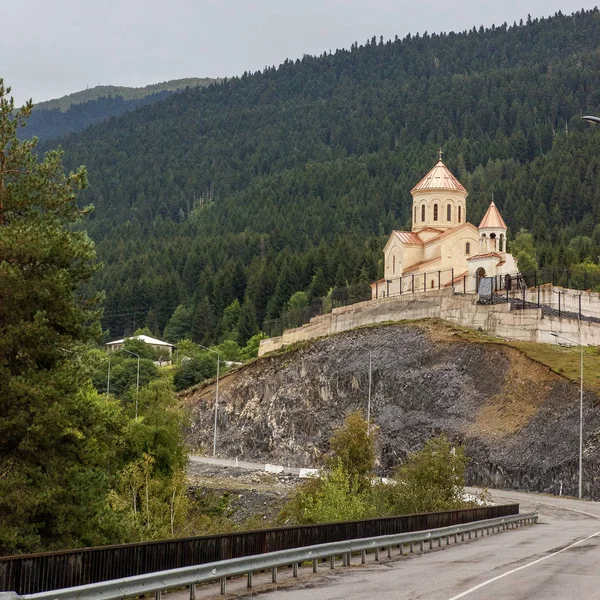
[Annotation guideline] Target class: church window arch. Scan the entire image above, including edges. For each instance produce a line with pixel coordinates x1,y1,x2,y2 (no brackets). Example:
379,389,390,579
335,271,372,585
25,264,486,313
447,204,452,221
433,203,438,221
421,204,425,222
465,242,470,255
458,205,462,223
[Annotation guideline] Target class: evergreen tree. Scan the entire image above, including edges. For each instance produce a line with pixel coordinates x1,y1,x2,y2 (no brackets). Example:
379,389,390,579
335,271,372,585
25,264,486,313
236,296,260,345
163,304,192,342
0,81,115,553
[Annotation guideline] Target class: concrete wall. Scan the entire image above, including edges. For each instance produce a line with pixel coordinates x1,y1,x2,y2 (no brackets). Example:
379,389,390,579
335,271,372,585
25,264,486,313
258,288,600,356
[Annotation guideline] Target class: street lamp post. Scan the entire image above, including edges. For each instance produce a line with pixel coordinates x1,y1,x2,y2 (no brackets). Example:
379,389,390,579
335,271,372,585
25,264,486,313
356,345,373,434
550,331,584,499
197,343,221,456
582,116,600,124
99,355,111,395
122,349,140,421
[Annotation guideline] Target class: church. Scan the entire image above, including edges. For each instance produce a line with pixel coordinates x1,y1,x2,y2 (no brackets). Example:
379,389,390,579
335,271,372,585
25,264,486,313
372,152,518,298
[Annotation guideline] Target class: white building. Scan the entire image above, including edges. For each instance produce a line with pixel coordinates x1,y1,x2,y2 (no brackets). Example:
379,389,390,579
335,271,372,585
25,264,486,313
373,154,518,297
106,334,175,364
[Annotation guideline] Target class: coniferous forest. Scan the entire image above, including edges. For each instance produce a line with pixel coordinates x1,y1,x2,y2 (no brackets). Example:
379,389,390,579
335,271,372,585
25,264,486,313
35,9,600,345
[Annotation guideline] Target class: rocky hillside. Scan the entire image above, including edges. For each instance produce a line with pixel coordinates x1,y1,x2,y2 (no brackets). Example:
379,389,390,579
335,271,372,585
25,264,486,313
182,321,600,499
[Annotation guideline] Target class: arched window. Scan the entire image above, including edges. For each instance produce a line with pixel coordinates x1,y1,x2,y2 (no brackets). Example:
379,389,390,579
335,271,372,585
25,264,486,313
421,204,425,222
431,279,435,289
490,233,497,250
465,242,470,255
447,204,452,221
433,204,438,221
458,206,462,223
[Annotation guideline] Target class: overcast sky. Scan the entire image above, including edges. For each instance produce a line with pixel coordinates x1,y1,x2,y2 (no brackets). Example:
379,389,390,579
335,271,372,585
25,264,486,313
2,0,597,106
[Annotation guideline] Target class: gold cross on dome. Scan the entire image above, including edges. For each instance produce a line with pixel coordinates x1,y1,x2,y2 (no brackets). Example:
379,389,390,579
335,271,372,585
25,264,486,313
438,147,443,161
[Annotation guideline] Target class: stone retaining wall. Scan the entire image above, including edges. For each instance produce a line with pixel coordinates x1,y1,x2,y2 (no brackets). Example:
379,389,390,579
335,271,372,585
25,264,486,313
258,289,600,355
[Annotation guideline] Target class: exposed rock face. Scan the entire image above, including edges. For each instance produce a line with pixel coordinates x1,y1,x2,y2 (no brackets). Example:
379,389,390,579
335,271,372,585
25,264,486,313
182,322,600,499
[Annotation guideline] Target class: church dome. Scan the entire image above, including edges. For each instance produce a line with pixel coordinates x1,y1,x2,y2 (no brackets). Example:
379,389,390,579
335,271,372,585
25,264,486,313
410,160,467,194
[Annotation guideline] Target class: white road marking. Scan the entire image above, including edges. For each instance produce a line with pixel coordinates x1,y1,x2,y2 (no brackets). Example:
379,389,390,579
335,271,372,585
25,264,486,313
446,530,600,600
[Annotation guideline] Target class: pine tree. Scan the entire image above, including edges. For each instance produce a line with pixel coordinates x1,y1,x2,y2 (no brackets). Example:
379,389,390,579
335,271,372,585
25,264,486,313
0,81,118,553
236,296,259,345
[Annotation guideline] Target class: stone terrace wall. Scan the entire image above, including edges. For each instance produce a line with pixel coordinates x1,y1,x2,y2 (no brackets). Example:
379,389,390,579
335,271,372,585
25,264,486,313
258,289,600,355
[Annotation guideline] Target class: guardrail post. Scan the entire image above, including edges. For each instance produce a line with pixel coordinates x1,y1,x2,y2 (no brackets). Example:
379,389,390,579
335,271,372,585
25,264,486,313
293,562,299,577
409,541,414,553
429,538,433,550
419,540,424,552
155,591,162,600
189,583,196,600
247,571,253,588
399,544,404,556
375,547,380,561
330,555,335,569
220,577,227,595
438,537,441,548
272,566,278,583
461,532,465,542
387,546,392,559
313,558,318,573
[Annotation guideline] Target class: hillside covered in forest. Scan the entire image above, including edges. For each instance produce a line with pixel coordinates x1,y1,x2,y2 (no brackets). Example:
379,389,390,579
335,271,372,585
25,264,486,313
24,78,217,141
31,9,600,344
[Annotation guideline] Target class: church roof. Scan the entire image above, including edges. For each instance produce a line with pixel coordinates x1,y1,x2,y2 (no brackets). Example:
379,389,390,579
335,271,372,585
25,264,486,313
479,201,507,229
403,256,441,274
392,231,422,245
410,160,467,194
467,251,503,262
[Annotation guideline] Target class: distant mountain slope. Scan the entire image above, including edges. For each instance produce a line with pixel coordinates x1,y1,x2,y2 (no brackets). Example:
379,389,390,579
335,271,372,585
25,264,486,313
34,78,217,112
33,9,600,341
25,78,218,141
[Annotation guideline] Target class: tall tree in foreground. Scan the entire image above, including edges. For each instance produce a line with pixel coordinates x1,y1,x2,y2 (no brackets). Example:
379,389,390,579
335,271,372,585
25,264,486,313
0,80,115,553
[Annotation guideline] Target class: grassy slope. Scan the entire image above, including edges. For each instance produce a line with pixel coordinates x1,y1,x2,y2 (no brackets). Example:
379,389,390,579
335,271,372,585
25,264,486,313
413,319,600,394
35,78,218,111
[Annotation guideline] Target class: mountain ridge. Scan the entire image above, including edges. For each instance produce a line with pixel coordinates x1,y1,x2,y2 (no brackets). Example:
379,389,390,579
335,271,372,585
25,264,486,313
34,77,218,112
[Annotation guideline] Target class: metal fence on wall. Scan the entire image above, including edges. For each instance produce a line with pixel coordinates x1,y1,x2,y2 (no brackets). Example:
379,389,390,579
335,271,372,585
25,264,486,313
0,505,518,595
263,283,372,338
264,265,600,339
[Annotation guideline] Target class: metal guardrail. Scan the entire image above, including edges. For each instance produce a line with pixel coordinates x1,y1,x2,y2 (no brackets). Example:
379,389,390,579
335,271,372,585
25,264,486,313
7,512,537,600
1,504,518,594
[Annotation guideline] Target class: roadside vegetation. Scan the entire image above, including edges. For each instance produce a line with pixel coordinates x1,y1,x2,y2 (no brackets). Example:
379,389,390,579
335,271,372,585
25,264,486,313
280,412,483,525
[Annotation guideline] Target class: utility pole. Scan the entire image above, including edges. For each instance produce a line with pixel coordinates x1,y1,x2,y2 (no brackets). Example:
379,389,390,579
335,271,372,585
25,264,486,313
196,343,221,456
123,349,140,421
551,332,584,499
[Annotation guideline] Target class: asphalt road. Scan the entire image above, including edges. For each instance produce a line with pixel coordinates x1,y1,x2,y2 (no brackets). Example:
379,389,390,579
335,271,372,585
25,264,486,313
239,488,600,600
